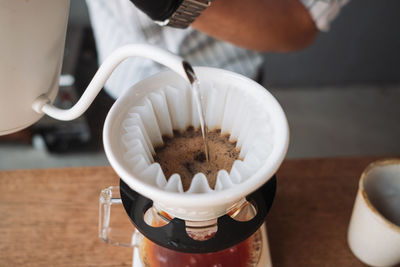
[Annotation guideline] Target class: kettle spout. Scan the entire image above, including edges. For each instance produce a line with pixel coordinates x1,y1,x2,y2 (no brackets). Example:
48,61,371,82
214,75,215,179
32,44,193,121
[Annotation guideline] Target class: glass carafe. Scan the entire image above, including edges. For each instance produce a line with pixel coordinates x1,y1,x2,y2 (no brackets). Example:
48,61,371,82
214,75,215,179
99,186,272,267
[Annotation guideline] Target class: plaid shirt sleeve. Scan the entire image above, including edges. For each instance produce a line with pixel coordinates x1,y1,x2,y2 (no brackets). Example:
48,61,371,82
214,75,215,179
300,0,350,31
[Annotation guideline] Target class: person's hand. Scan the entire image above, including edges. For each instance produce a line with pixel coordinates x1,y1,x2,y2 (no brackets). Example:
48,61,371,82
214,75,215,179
128,0,177,22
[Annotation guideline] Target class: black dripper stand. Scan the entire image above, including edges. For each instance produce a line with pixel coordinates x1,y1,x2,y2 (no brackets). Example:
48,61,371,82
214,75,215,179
120,176,277,254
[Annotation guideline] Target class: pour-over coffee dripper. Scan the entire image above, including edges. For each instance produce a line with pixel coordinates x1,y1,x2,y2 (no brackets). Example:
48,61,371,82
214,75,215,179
99,67,289,266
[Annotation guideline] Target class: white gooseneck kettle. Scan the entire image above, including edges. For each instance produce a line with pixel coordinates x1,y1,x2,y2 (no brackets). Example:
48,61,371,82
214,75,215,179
0,0,192,135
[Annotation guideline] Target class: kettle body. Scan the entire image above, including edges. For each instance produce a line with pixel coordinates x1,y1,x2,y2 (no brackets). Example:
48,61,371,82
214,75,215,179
0,0,70,135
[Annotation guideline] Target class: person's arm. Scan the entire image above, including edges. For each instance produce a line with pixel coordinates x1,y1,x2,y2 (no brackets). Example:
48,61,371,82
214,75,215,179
128,0,318,52
192,0,318,52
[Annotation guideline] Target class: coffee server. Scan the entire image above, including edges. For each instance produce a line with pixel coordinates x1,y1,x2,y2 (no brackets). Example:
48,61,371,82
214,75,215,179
100,179,276,267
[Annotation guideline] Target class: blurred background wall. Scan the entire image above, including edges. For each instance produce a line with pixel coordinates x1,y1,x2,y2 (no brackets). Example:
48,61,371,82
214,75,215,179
263,0,400,86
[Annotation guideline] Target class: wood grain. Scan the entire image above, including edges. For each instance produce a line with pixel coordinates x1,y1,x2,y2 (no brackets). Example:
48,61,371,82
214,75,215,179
269,157,382,267
0,157,390,266
0,167,132,267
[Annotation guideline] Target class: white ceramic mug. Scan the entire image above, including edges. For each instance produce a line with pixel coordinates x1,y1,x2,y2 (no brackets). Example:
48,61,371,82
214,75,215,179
348,159,400,267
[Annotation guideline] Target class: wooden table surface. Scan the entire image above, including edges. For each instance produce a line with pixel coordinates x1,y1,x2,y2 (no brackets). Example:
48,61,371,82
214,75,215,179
0,157,391,266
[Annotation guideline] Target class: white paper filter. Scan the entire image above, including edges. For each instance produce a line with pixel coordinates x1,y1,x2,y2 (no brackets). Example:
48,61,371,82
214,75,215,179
121,81,272,194
103,67,289,221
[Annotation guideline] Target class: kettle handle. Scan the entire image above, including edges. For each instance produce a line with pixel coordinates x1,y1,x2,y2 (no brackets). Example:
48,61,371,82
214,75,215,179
32,44,193,121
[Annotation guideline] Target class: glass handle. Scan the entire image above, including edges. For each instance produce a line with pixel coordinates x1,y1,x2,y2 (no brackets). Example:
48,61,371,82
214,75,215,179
99,186,138,247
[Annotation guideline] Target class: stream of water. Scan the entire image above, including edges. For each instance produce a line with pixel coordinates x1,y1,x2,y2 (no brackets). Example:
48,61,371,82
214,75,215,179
183,62,209,162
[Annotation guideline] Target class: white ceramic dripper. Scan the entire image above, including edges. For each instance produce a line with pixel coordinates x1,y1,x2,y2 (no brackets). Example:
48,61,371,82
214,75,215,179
103,67,289,221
